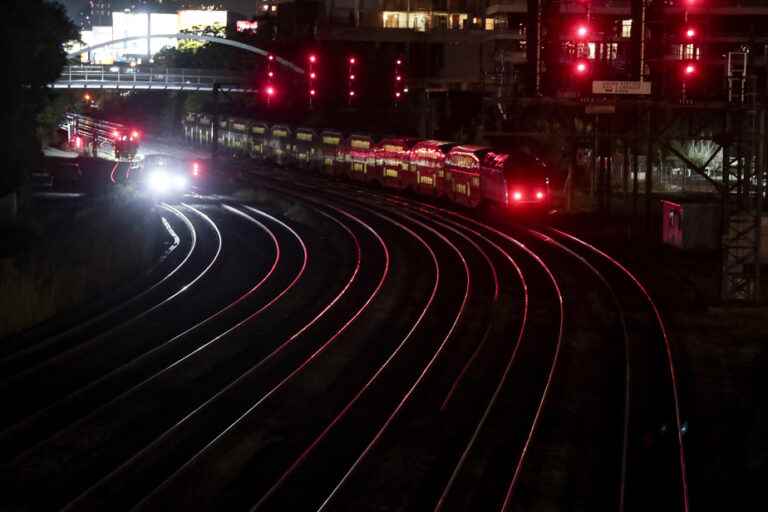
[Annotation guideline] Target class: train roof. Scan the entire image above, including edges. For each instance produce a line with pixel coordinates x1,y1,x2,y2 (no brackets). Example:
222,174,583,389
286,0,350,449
378,137,418,148
412,139,456,151
449,145,490,156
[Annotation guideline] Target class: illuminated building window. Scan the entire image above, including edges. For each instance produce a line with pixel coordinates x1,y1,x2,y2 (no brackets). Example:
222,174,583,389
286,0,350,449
622,19,632,39
485,18,495,31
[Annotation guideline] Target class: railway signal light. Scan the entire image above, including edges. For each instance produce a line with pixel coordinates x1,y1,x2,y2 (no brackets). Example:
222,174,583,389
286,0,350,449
266,86,275,96
309,54,317,64
685,27,696,39
268,54,274,61
349,57,356,65
575,24,589,39
574,60,589,75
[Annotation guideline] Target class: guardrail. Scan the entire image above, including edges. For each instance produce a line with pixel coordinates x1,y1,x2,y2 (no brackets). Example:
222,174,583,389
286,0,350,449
54,66,257,93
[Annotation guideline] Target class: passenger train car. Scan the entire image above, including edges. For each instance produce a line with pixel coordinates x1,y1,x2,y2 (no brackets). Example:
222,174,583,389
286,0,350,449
183,113,552,210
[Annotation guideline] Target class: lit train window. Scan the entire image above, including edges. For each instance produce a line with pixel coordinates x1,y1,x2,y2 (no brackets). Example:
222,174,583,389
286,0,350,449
324,157,333,166
455,183,467,195
351,139,370,149
273,130,288,137
352,162,365,172
297,133,313,141
323,136,340,145
384,168,398,178
419,175,434,186
383,144,403,153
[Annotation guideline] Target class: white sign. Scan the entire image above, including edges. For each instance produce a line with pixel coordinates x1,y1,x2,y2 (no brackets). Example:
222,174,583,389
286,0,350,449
592,80,652,95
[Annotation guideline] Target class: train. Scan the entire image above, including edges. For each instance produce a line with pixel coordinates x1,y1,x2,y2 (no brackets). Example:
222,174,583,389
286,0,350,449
63,114,141,162
184,113,553,210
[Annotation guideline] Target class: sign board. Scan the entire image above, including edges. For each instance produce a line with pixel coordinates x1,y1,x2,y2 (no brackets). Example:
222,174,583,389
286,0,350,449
592,80,652,95
585,104,616,115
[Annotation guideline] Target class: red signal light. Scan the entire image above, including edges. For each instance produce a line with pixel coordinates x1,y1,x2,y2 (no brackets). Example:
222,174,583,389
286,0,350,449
113,130,120,138
310,72,316,79
349,90,355,97
266,86,275,96
396,75,402,81
535,191,545,200
576,24,589,38
512,190,523,202
396,59,402,66
683,63,697,76
349,74,355,80
395,92,401,98
574,60,589,75
310,89,316,96
268,71,274,78
268,54,274,61
309,54,317,63
349,57,356,65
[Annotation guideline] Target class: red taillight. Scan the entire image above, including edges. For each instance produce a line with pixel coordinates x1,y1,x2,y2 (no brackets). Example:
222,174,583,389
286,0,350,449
535,191,545,200
512,191,523,202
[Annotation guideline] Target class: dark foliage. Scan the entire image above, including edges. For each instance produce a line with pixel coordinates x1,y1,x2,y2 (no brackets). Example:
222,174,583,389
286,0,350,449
1,1,77,195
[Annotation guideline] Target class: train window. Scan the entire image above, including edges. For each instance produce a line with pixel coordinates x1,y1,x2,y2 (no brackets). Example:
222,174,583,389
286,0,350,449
419,175,434,186
353,162,365,172
455,183,467,195
384,168,398,178
472,176,480,187
324,157,333,166
323,136,340,145
383,144,403,153
438,170,445,178
297,132,313,141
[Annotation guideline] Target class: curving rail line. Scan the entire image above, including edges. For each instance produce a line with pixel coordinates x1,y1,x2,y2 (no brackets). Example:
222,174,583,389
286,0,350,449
0,204,282,462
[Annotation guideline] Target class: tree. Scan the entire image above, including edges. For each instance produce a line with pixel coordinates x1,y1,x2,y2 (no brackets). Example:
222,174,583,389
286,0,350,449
0,1,77,196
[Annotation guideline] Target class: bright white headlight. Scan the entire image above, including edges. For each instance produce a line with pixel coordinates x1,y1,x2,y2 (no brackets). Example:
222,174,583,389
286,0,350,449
148,171,170,193
172,175,187,190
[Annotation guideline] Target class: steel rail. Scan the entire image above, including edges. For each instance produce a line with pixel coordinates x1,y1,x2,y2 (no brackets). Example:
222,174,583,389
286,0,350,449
0,204,221,391
548,228,689,512
245,203,436,511
528,228,631,512
0,203,195,369
348,193,565,512
313,207,471,511
131,200,389,511
56,204,308,511
0,205,279,461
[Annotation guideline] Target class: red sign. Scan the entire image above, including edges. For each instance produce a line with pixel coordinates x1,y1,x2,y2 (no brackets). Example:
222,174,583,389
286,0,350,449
236,20,258,32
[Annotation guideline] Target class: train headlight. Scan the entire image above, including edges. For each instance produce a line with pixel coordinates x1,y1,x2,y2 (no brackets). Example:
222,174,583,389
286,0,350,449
148,171,170,193
172,175,187,190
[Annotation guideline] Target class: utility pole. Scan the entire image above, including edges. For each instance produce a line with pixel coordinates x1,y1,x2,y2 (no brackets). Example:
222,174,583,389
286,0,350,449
211,83,220,160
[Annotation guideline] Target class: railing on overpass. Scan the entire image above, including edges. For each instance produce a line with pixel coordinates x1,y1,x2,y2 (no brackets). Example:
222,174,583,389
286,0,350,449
53,65,257,93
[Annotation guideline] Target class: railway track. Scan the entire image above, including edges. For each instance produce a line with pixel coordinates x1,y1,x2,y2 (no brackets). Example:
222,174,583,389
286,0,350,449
0,166,687,511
